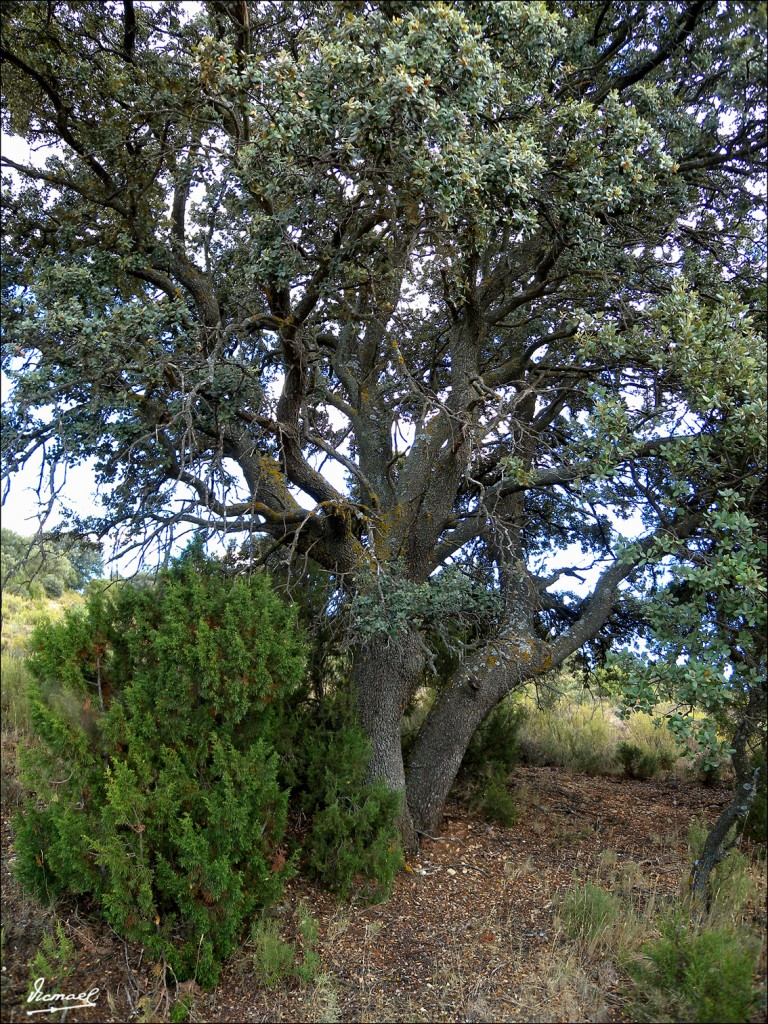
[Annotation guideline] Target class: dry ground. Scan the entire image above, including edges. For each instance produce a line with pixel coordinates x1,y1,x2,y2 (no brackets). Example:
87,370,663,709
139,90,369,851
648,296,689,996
2,758,765,1024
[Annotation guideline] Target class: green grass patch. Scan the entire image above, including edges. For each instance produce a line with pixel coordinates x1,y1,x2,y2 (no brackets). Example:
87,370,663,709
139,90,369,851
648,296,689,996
558,856,765,1023
249,902,321,989
560,881,623,941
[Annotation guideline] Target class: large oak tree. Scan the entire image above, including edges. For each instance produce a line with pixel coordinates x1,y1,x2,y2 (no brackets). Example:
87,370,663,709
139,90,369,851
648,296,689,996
2,1,765,845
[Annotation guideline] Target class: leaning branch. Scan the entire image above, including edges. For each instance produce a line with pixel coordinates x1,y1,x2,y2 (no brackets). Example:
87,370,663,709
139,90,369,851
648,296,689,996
551,512,702,666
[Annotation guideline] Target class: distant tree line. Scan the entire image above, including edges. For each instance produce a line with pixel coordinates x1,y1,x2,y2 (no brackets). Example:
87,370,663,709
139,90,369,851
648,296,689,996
0,528,104,599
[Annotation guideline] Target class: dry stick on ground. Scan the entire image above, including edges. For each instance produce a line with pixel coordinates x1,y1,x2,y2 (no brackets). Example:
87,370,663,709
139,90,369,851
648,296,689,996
415,831,465,844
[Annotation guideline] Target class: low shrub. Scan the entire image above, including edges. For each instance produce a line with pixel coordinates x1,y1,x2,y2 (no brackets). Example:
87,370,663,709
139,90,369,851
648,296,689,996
305,785,402,903
472,765,518,827
464,699,524,777
556,850,764,1023
560,882,623,942
28,920,75,993
250,918,297,988
250,902,321,989
14,542,305,988
685,740,733,788
459,699,524,826
624,713,681,771
169,997,194,1023
629,912,760,1022
617,741,660,780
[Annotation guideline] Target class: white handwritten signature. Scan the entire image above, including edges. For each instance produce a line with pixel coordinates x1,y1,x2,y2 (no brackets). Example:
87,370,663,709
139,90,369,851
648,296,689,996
26,976,100,1015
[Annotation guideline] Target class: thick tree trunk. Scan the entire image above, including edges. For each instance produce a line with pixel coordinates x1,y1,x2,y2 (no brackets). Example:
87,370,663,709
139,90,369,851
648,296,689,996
405,679,499,835
405,626,553,836
353,630,425,851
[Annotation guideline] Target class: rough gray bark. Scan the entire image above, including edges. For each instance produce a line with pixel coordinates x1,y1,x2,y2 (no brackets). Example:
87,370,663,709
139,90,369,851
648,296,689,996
353,630,425,851
406,682,501,836
405,626,551,834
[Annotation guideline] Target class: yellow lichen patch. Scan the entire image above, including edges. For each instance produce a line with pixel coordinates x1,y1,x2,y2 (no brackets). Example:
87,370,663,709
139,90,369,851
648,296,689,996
258,454,285,484
534,650,554,675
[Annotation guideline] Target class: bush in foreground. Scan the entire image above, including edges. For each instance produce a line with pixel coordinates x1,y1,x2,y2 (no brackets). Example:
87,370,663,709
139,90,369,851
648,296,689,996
14,544,305,987
558,851,764,1024
629,913,760,1023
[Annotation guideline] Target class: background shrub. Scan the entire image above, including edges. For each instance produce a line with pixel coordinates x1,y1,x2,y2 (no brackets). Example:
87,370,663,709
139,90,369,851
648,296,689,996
14,542,305,987
471,766,518,827
275,694,403,903
624,713,681,771
617,741,660,780
463,699,524,778
517,699,617,775
460,699,524,826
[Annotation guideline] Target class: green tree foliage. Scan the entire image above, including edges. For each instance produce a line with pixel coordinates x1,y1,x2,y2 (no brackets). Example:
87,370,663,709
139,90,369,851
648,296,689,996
612,484,766,901
2,1,765,839
614,493,766,761
14,543,306,987
1,529,103,598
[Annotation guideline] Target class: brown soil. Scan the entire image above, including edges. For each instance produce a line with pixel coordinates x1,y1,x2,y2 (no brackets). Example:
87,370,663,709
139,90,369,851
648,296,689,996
2,764,765,1024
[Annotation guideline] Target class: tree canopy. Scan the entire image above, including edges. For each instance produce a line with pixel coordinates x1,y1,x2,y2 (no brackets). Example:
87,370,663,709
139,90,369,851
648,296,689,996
2,1,765,840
